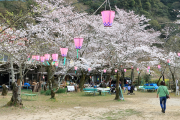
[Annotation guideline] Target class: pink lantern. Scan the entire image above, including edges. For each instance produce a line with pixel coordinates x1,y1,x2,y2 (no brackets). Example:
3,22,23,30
74,38,84,49
88,68,91,72
40,56,45,62
158,65,161,69
60,48,68,65
32,55,36,60
74,38,83,58
167,59,170,63
60,48,68,57
52,54,58,62
124,69,126,72
131,66,133,69
101,10,115,27
115,69,117,73
178,53,180,57
104,69,106,73
55,62,58,67
44,54,50,61
36,55,40,61
147,66,150,70
27,55,30,61
147,69,149,73
137,68,139,71
74,66,78,70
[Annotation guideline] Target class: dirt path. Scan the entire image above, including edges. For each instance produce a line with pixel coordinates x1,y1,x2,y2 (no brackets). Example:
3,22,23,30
0,92,180,120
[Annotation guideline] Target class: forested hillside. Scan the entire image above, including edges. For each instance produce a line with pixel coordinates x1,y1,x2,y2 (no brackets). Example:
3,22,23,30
79,0,180,31
0,0,180,32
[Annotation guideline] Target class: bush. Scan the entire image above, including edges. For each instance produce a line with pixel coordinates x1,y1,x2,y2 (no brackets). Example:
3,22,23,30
40,90,45,94
56,88,67,93
40,88,67,95
44,90,51,95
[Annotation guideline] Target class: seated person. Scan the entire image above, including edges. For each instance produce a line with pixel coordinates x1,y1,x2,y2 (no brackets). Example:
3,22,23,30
128,85,131,94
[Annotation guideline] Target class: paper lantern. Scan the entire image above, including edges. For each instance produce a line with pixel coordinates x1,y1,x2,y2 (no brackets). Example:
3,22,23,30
40,56,45,62
60,48,68,57
124,69,126,72
32,55,36,60
74,38,83,49
55,62,58,67
137,68,139,71
74,66,78,70
158,65,161,69
52,54,58,62
88,68,91,72
167,59,170,63
44,54,50,65
104,69,106,73
101,10,115,27
36,55,40,61
147,69,149,73
74,38,84,58
131,66,133,69
147,66,150,70
74,66,78,74
44,54,50,61
60,48,68,65
28,55,30,61
178,53,180,57
115,69,117,73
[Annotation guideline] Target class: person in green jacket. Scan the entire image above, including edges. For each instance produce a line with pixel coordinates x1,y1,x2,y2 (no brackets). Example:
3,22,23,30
157,81,170,113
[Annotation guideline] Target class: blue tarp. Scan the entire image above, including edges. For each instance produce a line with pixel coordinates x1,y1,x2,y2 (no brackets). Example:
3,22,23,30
24,83,31,86
144,83,157,86
144,83,158,89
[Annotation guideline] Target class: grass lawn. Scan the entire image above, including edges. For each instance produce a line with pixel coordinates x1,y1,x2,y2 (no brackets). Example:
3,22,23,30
0,90,180,120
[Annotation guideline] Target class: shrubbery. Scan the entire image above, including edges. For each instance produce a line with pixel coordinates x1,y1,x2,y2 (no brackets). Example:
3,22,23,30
40,88,67,95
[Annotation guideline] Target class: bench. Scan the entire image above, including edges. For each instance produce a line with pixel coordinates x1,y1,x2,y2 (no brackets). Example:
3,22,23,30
97,88,111,96
138,86,145,91
21,89,38,100
83,88,98,95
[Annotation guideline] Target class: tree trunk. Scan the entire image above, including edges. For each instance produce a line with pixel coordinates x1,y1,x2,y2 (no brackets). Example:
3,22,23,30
79,71,86,92
51,90,55,99
157,74,163,86
2,84,8,96
138,72,141,85
50,76,62,99
169,66,175,91
7,58,23,107
7,82,23,107
131,69,134,85
121,70,124,89
115,71,120,100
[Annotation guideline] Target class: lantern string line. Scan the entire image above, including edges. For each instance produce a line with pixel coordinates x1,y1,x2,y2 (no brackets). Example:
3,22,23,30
77,49,79,58
92,0,107,15
105,0,107,10
108,0,111,10
64,57,66,65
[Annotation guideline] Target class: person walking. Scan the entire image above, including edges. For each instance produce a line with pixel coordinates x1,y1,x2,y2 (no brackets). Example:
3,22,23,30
157,81,170,113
